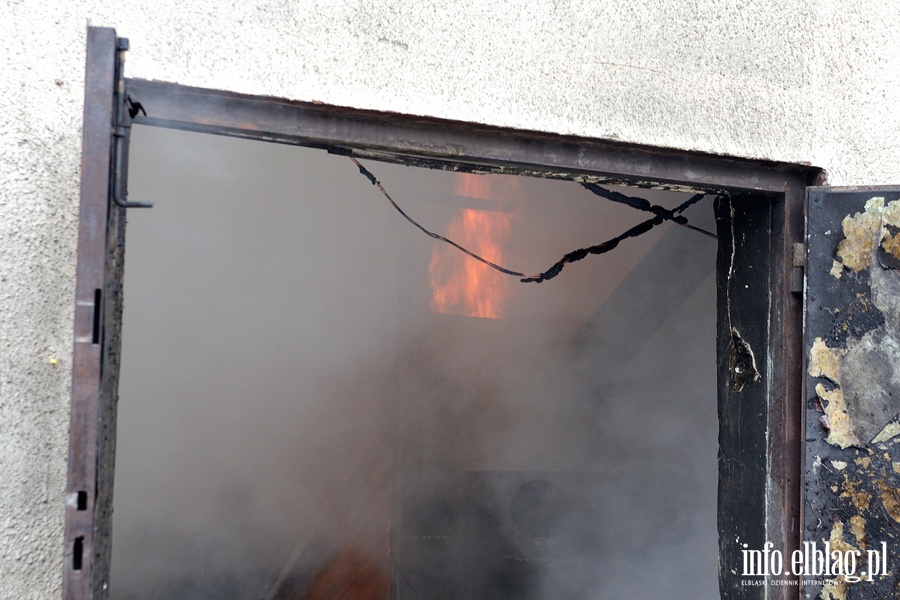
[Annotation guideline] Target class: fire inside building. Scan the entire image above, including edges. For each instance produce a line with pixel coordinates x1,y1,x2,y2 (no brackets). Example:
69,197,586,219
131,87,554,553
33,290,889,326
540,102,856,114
108,125,718,599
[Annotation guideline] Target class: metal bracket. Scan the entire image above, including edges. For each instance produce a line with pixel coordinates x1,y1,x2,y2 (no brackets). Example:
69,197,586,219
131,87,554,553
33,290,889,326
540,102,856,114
111,37,152,208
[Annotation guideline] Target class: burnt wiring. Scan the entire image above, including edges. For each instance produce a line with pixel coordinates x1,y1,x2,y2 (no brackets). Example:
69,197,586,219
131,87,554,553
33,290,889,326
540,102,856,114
521,192,709,283
349,157,525,277
348,157,718,284
580,182,717,239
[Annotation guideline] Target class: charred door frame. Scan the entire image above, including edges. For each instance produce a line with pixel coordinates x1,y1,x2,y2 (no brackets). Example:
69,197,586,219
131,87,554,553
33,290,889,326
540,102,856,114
65,26,821,599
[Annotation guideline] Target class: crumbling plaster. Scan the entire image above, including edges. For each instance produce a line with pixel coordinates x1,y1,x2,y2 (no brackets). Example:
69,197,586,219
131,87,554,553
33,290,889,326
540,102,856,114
3,0,900,597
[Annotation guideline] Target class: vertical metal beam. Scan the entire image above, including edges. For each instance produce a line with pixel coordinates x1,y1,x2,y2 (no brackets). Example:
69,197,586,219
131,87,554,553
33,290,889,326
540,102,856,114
716,193,772,600
63,26,117,600
767,182,806,600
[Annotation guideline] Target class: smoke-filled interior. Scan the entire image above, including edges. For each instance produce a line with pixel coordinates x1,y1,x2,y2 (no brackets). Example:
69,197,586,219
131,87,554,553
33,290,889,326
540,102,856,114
111,125,719,599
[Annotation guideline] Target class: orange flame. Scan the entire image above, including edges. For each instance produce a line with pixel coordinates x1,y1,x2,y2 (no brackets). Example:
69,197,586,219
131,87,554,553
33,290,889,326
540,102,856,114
429,208,511,319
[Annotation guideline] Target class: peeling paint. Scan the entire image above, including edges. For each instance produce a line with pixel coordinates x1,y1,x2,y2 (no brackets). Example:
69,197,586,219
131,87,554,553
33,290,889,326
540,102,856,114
840,333,900,444
821,577,848,600
835,197,895,273
872,420,900,444
807,203,900,448
813,454,824,473
854,456,872,468
832,197,900,277
816,383,860,448
835,196,882,272
809,336,844,383
822,522,855,600
878,479,900,524
849,514,867,550
883,231,900,261
840,476,871,511
830,259,844,279
806,193,900,599
872,257,900,334
821,521,862,600
884,201,900,237
828,294,884,348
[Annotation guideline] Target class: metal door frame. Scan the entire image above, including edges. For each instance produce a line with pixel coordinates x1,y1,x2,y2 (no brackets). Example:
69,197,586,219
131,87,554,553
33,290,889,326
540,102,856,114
65,25,822,599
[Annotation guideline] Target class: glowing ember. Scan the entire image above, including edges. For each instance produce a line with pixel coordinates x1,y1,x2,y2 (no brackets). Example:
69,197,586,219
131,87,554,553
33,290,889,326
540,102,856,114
429,207,511,319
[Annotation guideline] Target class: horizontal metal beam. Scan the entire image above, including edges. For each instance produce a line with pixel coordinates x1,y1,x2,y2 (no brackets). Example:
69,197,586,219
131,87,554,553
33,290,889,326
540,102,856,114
126,78,820,194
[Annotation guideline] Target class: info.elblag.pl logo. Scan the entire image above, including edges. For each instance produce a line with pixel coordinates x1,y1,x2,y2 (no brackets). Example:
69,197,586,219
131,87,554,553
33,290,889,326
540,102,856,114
741,541,889,583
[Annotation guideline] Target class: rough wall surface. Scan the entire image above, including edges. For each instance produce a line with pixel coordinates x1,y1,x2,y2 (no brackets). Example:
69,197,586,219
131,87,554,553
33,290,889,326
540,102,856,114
2,0,900,597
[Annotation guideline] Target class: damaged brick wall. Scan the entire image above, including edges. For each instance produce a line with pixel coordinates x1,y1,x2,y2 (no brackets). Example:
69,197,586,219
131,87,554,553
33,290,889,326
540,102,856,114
805,193,900,599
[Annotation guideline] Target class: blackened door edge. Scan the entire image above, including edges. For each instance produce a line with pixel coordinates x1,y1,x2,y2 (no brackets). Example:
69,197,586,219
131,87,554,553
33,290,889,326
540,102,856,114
63,26,128,600
803,188,900,599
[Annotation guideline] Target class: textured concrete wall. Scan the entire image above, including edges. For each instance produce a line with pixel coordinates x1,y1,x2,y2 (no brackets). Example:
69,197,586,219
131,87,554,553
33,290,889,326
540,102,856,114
2,0,900,597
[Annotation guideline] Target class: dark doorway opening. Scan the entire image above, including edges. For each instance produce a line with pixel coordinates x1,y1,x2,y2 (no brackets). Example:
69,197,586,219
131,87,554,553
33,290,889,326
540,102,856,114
111,126,718,599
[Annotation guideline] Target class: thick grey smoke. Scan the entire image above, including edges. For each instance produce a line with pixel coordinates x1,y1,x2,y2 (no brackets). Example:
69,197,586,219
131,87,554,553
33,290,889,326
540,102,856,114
111,125,718,599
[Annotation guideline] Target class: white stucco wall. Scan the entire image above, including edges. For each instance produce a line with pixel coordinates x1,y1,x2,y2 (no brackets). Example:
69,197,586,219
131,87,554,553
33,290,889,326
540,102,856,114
2,1,900,597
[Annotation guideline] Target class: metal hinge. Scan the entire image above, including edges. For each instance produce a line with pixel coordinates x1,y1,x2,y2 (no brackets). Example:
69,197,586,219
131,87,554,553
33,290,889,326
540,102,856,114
790,242,805,295
111,37,152,208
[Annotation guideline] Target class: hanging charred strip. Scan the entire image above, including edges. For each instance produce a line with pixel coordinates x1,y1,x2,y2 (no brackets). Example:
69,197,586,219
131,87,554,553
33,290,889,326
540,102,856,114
581,182,717,239
349,157,528,278
521,192,708,283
